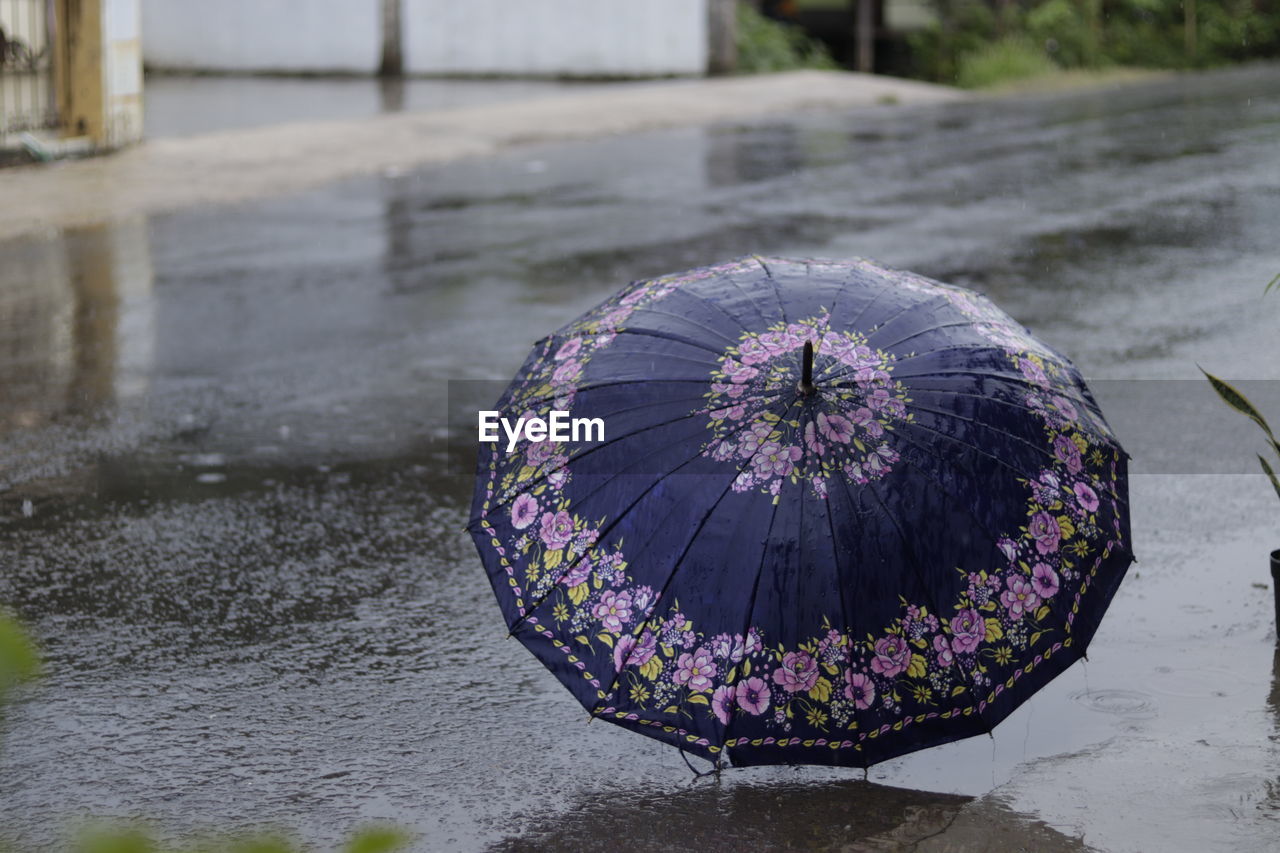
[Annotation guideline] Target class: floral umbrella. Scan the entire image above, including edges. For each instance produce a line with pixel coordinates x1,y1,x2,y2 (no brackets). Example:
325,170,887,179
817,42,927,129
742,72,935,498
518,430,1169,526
469,257,1131,768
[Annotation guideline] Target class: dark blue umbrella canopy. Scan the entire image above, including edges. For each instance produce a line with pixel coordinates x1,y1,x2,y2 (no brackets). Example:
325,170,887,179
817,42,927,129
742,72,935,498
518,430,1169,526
469,257,1131,768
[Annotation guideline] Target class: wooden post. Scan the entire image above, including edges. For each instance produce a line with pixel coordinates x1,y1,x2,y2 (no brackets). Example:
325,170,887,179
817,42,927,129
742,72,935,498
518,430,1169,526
54,0,103,140
1184,0,1197,60
707,0,737,76
53,0,141,147
855,0,874,73
380,0,403,76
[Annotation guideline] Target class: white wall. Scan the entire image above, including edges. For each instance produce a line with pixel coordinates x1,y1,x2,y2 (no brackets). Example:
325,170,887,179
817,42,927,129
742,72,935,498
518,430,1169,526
142,1,381,74
141,0,708,78
405,0,708,77
105,0,144,146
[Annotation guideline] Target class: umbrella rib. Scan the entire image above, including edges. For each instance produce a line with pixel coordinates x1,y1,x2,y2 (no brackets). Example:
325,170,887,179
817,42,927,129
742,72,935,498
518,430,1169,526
860,476,994,737
880,429,1018,547
824,466,896,758
872,320,995,354
907,383,1121,442
717,448,791,755
898,378,1100,423
862,293,952,348
629,304,751,347
806,266,891,384
891,417,1046,485
809,273,903,384
589,397,806,718
827,469,885,758
716,264,782,330
890,367,1089,389
898,413,1131,514
884,342,1067,371
810,261,870,331
489,378,720,427
470,388,791,525
469,398,713,527
832,272,896,342
818,442,868,767
811,365,1104,422
700,477,784,756
906,382,1087,414
570,349,728,372
753,256,790,328
508,394,797,633
906,383,1117,446
494,378,722,414
905,387,1125,468
897,400,1128,509
609,327,735,357
898,399,1063,467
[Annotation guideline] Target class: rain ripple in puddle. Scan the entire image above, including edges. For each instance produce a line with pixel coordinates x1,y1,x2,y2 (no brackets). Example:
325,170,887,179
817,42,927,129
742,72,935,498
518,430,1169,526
1140,665,1249,700
1069,688,1159,720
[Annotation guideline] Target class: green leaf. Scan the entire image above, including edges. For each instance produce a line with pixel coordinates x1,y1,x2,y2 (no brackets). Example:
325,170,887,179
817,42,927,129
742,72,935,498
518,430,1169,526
1200,368,1277,442
0,612,40,706
343,825,412,853
226,835,299,853
1265,272,1280,296
1260,455,1280,504
72,826,158,853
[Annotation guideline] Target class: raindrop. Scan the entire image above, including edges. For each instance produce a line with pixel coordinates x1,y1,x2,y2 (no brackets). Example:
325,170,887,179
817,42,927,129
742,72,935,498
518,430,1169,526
196,473,227,485
20,499,34,518
187,453,226,467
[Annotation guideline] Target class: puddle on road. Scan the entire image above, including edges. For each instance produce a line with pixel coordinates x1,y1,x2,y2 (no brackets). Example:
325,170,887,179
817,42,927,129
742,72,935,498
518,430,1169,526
2,64,1280,850
488,779,1088,853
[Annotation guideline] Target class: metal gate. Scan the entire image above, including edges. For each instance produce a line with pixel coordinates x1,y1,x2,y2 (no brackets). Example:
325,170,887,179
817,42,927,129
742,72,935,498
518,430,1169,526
0,0,56,136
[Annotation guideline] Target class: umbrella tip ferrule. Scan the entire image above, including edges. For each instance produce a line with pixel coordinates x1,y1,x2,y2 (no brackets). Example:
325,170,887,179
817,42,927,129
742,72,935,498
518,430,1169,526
798,340,816,396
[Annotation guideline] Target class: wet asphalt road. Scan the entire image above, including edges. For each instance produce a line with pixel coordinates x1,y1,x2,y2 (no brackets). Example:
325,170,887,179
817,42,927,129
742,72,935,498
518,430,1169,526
2,64,1280,851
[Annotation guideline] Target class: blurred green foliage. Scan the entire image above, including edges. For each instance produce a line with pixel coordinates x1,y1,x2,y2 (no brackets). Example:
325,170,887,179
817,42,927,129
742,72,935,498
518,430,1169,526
70,824,411,853
909,0,1280,87
736,2,840,73
1,613,409,853
956,36,1058,88
0,610,39,711
1201,277,1280,507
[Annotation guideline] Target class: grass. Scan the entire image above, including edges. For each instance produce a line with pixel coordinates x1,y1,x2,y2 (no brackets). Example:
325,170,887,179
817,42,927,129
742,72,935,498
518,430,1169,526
988,67,1169,94
955,37,1165,92
736,3,840,74
955,37,1058,89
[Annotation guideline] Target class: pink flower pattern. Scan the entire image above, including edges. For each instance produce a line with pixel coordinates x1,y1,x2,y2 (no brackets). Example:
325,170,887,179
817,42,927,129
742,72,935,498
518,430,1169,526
700,311,911,498
539,511,574,550
674,648,717,692
772,651,820,693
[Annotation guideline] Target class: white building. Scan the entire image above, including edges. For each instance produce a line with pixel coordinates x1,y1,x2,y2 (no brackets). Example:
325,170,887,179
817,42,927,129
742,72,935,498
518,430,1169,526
142,0,713,78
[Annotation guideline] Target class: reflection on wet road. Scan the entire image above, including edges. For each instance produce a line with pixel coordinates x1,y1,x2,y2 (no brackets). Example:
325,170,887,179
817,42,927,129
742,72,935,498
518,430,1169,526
2,64,1280,850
